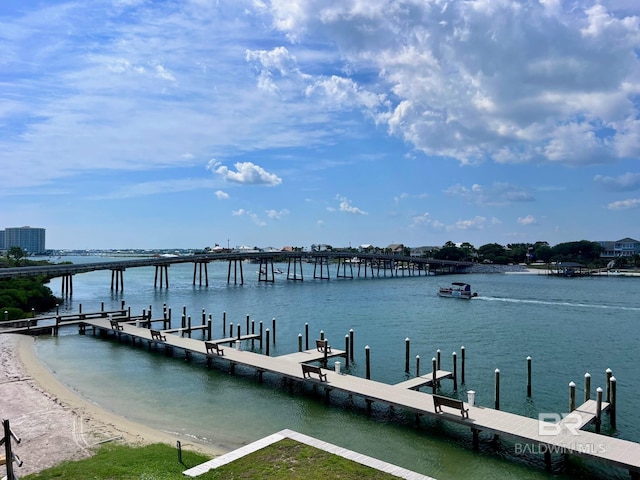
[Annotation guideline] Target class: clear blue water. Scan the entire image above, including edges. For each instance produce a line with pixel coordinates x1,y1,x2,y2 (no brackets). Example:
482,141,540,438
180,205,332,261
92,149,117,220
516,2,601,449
35,257,640,479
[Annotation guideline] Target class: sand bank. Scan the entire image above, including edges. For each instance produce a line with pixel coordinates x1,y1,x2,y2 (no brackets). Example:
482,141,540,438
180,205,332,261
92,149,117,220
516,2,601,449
0,334,224,476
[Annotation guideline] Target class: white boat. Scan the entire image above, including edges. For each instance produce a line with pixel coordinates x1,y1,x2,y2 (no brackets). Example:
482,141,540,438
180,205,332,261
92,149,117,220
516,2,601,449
438,282,477,299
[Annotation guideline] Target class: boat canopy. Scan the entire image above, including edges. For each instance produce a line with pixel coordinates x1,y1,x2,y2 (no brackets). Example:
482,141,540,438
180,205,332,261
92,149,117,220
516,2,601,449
451,282,471,291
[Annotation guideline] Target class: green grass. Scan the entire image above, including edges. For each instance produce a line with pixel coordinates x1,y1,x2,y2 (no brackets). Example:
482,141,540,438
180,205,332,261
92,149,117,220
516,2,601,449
23,439,401,480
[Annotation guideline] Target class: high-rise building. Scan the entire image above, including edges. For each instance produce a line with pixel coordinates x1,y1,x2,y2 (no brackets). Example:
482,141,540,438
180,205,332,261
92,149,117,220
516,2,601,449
0,229,4,250
4,226,46,254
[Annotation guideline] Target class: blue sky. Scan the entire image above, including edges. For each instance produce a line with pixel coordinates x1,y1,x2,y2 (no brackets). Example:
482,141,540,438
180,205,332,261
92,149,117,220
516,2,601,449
2,0,639,250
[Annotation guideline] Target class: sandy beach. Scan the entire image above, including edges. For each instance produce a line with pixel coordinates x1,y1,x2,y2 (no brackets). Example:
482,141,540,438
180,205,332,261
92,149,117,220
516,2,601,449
0,334,224,477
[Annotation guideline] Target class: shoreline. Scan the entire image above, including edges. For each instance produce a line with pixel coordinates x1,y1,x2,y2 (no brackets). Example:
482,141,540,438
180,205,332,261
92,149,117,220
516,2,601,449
0,334,225,476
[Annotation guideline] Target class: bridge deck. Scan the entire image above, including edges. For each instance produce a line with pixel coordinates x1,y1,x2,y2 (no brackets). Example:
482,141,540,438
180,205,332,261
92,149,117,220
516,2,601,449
84,318,640,475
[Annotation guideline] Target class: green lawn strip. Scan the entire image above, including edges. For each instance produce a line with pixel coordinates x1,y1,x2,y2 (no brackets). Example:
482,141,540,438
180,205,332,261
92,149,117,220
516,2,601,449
21,439,402,480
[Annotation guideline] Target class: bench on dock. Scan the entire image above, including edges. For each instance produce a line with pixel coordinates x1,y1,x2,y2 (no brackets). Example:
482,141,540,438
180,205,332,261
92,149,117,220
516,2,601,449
433,394,469,419
150,329,166,342
315,339,332,354
205,342,224,356
110,319,124,331
301,363,327,382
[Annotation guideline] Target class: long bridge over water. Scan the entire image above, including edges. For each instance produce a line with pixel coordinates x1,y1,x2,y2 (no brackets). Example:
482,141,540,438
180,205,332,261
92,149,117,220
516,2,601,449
0,252,473,296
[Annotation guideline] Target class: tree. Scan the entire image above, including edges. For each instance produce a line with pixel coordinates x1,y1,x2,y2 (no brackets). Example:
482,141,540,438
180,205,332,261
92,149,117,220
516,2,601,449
8,247,26,266
477,243,507,264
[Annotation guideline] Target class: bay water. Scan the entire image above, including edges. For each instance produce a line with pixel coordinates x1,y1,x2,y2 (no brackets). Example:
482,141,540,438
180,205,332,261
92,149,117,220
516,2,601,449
34,257,640,479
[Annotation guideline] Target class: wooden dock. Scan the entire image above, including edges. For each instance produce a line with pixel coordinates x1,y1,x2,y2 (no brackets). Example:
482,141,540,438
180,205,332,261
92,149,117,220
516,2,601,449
81,317,640,477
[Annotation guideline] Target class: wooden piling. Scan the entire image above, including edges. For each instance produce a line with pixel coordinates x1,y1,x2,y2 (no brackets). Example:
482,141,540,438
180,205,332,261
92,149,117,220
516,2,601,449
431,358,437,394
595,387,603,433
259,321,263,349
265,329,270,356
320,330,324,341
405,338,410,373
272,318,276,344
207,316,212,341
365,345,371,380
527,356,532,397
606,368,613,403
452,352,457,391
223,311,226,336
437,349,441,370
246,314,250,336
461,346,465,384
569,381,576,412
298,334,303,352
585,373,591,402
344,335,350,368
349,329,354,361
323,339,328,368
416,355,420,377
495,369,500,410
610,376,617,430
305,323,309,350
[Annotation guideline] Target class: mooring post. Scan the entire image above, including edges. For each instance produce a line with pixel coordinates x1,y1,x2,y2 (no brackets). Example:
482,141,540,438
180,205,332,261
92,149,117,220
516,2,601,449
416,355,420,377
349,329,354,361
452,352,458,391
177,440,182,463
259,321,263,348
495,369,501,410
323,339,329,368
79,303,82,314
101,301,104,311
188,316,192,338
365,345,371,380
345,334,350,368
405,338,410,373
251,320,255,349
527,356,532,397
585,372,591,402
229,322,233,339
569,381,576,412
181,314,186,330
606,368,613,403
237,323,241,341
202,309,206,328
320,330,324,341
246,314,250,335
298,334,302,352
223,311,226,336
272,317,276,344
437,349,441,370
461,346,465,384
610,376,617,430
595,387,603,433
207,316,212,341
265,329,270,356
432,358,437,394
305,323,309,350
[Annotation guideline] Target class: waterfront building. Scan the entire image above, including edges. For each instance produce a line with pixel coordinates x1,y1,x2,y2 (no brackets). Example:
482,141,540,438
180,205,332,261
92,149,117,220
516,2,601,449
3,226,46,254
598,237,640,258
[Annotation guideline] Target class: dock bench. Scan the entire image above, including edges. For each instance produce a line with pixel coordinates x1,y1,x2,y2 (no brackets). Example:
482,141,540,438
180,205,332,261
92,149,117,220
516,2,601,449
315,339,332,354
110,319,124,331
301,364,327,382
205,341,224,356
150,329,166,342
433,394,469,419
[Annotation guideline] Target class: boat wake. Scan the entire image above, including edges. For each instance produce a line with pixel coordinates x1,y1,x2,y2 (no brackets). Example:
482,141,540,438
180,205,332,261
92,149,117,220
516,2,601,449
475,296,640,311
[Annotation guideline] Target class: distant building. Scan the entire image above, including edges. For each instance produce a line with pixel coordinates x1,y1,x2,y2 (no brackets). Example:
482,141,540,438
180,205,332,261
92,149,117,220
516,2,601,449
386,244,405,255
598,238,640,258
4,226,46,254
0,229,4,250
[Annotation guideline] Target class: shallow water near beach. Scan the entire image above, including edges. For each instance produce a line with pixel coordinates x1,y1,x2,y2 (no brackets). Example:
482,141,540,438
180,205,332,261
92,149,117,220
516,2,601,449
35,257,640,479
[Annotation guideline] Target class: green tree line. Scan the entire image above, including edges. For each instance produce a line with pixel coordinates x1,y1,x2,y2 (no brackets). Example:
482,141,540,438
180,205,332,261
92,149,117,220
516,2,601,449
1,247,61,320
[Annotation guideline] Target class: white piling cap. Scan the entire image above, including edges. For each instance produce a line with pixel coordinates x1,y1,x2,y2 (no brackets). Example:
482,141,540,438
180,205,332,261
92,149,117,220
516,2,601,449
585,372,591,377
405,337,410,341
527,356,531,360
495,368,500,373
610,376,616,382
569,381,576,387
596,386,603,392
606,368,613,373
416,355,420,359
365,345,370,349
